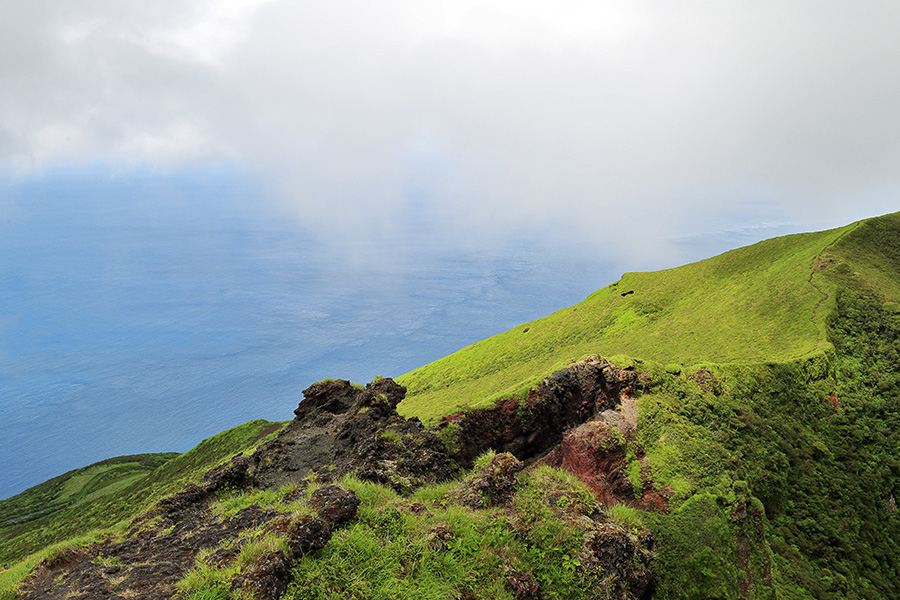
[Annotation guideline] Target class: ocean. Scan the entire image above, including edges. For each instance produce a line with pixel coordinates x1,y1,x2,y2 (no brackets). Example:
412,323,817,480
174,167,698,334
0,166,616,499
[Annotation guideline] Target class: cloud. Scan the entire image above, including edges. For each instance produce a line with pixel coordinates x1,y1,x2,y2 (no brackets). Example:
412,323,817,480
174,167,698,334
3,1,900,265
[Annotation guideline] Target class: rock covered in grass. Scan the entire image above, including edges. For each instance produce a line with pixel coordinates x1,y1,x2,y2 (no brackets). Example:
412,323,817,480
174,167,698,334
580,521,657,600
232,550,292,599
452,452,524,508
284,514,332,554
18,502,293,600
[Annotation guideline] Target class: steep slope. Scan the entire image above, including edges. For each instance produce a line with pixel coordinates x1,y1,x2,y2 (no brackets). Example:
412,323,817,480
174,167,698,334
0,454,178,529
397,219,868,422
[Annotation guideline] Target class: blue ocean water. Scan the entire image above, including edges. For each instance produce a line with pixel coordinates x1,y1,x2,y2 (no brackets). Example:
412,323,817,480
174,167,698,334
0,166,616,499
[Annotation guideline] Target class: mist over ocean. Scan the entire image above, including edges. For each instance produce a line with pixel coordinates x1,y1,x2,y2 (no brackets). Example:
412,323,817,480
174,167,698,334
0,166,620,499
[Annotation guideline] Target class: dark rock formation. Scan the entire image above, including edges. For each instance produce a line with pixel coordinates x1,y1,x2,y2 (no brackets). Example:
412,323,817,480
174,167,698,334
308,484,361,525
251,377,454,492
442,356,643,468
439,356,668,510
16,371,659,600
18,500,302,600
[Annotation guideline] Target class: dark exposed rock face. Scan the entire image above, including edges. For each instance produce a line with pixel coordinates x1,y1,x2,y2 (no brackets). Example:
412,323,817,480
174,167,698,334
440,356,667,510
18,497,319,600
443,356,643,468
250,377,454,492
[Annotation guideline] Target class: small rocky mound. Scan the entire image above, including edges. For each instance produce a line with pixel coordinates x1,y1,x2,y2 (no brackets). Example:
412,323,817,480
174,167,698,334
308,484,361,525
250,377,454,492
452,452,524,508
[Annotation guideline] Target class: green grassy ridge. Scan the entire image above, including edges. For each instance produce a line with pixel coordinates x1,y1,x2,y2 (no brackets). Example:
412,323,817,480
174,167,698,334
0,419,284,568
820,212,900,301
0,453,178,528
398,220,863,422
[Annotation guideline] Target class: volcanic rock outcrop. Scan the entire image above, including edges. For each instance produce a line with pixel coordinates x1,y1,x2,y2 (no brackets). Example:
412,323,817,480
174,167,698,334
440,356,644,467
249,376,454,492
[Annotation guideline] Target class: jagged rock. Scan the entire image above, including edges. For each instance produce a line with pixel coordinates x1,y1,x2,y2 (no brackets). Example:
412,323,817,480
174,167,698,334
284,514,332,555
251,377,454,492
294,379,359,420
452,452,524,508
231,550,291,600
203,454,257,492
443,356,642,468
308,485,360,526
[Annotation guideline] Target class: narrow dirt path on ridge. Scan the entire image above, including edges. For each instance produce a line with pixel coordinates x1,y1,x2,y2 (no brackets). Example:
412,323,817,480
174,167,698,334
806,225,858,352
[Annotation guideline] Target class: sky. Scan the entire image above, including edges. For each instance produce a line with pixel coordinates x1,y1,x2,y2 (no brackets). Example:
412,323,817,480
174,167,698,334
2,0,900,269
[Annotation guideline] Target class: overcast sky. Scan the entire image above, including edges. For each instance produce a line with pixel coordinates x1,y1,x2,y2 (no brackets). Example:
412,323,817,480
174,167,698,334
3,0,900,268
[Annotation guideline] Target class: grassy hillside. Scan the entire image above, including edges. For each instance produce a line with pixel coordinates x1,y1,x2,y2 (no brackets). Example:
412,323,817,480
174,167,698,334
820,212,900,300
0,453,178,528
398,219,875,422
0,419,284,567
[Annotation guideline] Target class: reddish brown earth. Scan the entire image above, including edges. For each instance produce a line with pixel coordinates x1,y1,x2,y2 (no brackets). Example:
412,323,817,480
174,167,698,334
443,356,669,511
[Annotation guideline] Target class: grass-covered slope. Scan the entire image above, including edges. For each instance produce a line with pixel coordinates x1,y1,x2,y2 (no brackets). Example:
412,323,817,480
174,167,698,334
820,212,900,300
0,419,284,567
0,453,178,529
398,218,878,422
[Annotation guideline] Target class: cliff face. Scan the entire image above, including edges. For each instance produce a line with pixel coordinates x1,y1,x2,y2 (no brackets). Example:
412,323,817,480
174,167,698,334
16,373,659,600
440,356,639,466
440,356,673,511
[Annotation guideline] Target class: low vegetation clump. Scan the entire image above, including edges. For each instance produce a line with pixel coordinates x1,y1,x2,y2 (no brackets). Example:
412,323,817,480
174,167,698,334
600,286,900,598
